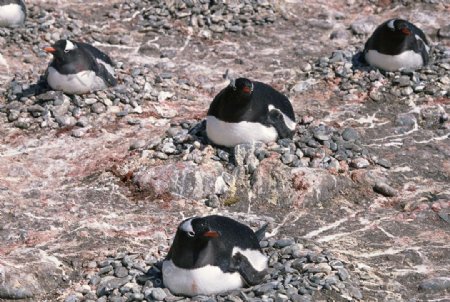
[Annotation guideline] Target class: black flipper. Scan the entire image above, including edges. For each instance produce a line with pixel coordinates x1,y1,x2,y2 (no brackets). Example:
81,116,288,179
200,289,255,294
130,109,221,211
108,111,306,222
266,109,294,139
229,252,267,286
255,223,268,242
416,39,430,66
79,42,115,66
94,62,117,87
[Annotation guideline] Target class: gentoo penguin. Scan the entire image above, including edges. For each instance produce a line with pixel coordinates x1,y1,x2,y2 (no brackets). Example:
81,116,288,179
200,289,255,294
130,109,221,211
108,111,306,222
43,39,117,95
162,215,268,296
364,19,430,71
0,0,26,27
206,77,296,147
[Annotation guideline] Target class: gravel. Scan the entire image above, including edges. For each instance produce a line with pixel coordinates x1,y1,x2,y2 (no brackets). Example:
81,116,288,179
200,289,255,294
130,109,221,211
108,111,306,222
65,237,362,301
141,118,376,175
132,0,278,37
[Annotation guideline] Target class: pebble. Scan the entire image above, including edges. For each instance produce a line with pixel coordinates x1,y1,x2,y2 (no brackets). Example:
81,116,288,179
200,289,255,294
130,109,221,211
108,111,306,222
438,25,450,39
373,182,397,197
150,288,167,301
342,128,359,141
130,140,146,150
350,18,376,35
419,277,450,292
350,158,370,169
114,267,128,278
274,238,296,248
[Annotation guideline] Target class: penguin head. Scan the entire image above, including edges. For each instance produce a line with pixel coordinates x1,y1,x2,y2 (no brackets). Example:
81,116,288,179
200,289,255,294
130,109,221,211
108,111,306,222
44,39,80,63
178,217,220,241
230,78,254,96
387,19,412,36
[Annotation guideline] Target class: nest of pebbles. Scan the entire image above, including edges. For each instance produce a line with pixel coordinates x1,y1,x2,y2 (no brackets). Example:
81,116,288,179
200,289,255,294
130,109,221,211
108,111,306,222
124,0,278,35
64,238,361,302
302,45,450,102
140,117,376,173
0,63,160,132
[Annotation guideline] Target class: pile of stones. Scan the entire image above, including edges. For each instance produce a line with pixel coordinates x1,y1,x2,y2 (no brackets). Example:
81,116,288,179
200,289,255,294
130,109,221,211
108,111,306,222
0,2,97,49
0,64,165,133
64,237,361,302
138,118,378,171
301,45,450,103
125,0,278,35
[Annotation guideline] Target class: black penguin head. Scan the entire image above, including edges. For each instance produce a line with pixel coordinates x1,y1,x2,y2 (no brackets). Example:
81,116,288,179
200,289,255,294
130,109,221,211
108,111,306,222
387,19,412,36
230,78,254,96
44,39,80,63
178,216,220,241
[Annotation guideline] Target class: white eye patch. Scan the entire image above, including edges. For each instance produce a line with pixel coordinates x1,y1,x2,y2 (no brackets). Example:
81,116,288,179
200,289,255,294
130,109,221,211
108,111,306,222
64,40,76,52
387,19,396,30
180,218,195,235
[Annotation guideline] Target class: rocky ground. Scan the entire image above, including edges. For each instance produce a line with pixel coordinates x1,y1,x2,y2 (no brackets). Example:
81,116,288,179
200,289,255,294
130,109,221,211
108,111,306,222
0,0,449,301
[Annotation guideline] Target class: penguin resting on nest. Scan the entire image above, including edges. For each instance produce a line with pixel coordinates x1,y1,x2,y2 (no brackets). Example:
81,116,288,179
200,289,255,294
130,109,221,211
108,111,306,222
162,215,268,296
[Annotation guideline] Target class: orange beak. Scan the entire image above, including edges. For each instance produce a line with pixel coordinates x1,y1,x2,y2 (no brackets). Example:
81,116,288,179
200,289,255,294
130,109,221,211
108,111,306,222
401,28,411,35
44,47,56,53
242,86,252,94
203,231,220,238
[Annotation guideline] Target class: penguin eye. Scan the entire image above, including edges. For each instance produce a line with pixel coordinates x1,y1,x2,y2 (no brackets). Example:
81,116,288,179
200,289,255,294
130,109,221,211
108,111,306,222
187,231,195,237
64,49,70,53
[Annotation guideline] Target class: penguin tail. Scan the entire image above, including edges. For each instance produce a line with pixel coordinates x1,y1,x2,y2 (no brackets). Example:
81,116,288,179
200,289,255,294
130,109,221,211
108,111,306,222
255,223,268,242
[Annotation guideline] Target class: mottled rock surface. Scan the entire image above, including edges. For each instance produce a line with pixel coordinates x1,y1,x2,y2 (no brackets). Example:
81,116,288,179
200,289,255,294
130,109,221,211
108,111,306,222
0,0,449,301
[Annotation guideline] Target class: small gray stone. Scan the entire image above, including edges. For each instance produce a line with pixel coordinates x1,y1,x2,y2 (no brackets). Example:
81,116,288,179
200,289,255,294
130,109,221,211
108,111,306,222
91,102,106,114
205,195,220,208
7,110,20,122
373,182,397,197
114,267,128,278
71,128,85,138
99,265,113,275
350,18,376,35
342,128,359,141
55,115,76,127
350,158,369,169
89,275,101,286
375,158,392,169
217,149,230,161
129,293,144,301
274,238,295,248
64,294,80,302
130,140,146,150
76,116,89,128
150,288,167,301
337,267,349,281
281,153,296,165
438,25,450,39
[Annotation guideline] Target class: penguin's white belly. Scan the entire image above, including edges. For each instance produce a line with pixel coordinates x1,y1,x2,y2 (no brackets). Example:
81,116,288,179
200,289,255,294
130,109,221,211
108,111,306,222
162,260,243,296
0,4,25,27
365,49,424,71
47,66,107,95
206,115,278,147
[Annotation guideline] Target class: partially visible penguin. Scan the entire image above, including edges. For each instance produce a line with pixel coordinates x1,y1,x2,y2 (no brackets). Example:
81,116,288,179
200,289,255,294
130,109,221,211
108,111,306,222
43,39,117,95
0,0,26,27
364,19,430,71
162,215,268,296
206,77,296,147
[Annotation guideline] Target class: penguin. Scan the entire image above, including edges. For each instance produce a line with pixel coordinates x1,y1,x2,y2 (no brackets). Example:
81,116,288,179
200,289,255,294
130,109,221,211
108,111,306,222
162,215,268,296
0,0,26,27
364,19,430,71
206,77,296,147
43,39,117,95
